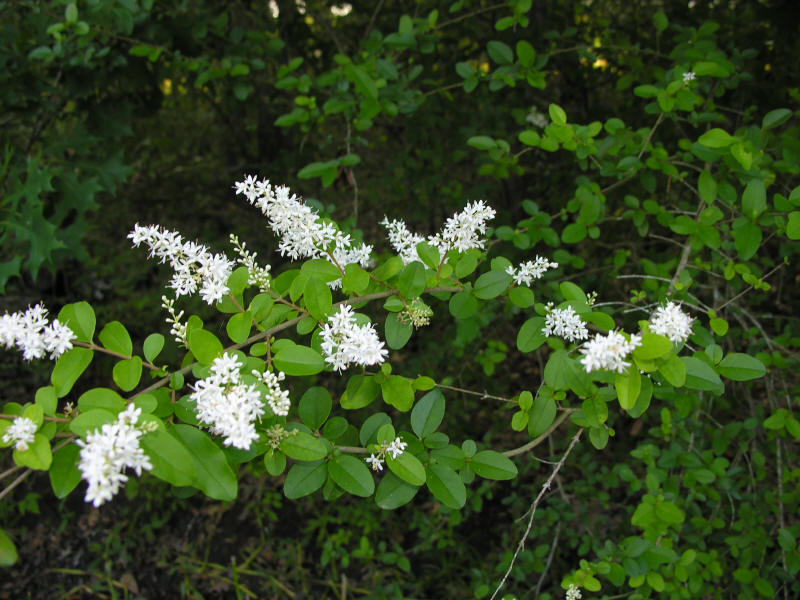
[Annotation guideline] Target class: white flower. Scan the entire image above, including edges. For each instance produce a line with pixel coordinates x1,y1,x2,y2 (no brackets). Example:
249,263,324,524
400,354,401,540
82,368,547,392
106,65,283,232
0,303,75,361
382,201,495,264
649,302,694,343
76,405,153,507
128,224,233,304
543,306,589,342
381,217,426,264
2,416,38,452
386,437,407,459
320,305,388,371
566,584,582,600
506,257,558,287
254,369,291,417
682,71,696,83
365,453,384,471
191,353,265,449
234,177,371,277
580,330,642,373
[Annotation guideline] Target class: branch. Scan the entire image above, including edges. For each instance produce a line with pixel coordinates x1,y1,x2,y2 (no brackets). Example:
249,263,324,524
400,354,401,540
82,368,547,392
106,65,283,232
502,409,576,457
490,428,583,600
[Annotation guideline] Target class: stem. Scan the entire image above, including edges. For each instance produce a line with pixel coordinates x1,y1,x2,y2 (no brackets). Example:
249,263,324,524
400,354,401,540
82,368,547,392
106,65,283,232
502,409,576,457
490,429,583,600
75,341,160,371
0,413,70,423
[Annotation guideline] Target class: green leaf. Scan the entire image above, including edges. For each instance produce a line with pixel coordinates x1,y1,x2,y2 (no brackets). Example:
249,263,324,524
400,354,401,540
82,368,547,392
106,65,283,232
517,317,546,352
340,375,380,410
303,276,333,321
717,353,766,381
263,449,286,476
516,40,535,67
301,259,343,283
549,103,567,126
415,241,440,269
187,329,223,365
786,212,800,240
329,454,374,497
698,128,736,148
284,461,327,499
449,290,479,319
143,333,165,363
544,350,592,397
375,471,419,509
387,452,426,486
98,321,132,356
78,388,125,413
35,386,57,416
298,387,332,430
359,413,392,446
140,429,195,487
426,463,466,509
474,270,512,299
13,434,52,470
69,409,116,437
682,357,723,391
411,389,445,438
280,431,329,461
470,450,517,480
226,312,252,344
273,344,325,376
381,375,415,412
487,40,513,65
762,108,791,130
396,261,427,299
51,347,94,398
652,11,668,31
710,317,729,336
0,529,18,567
57,302,95,343
170,425,237,501
634,333,673,360
589,426,609,450
342,263,370,293
385,313,413,349
344,63,378,101
615,368,642,410
658,353,686,387
742,179,766,218
49,443,81,498
698,171,716,204
734,222,761,260
528,394,556,438
112,357,142,392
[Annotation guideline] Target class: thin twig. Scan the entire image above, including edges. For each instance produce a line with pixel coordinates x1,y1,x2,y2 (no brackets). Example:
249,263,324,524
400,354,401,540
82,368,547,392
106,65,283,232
490,429,583,600
534,522,561,599
503,410,576,457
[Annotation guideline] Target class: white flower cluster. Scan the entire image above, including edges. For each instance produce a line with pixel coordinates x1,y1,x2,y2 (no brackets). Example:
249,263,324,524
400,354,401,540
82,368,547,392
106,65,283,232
566,584,582,600
2,416,38,452
381,217,426,264
506,256,559,287
190,353,265,449
128,224,234,304
253,369,291,417
234,176,372,275
542,306,589,342
161,296,188,346
649,302,694,343
580,330,642,373
365,437,408,471
76,405,153,507
382,200,496,264
0,303,75,361
230,234,272,292
683,71,696,83
320,305,388,371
